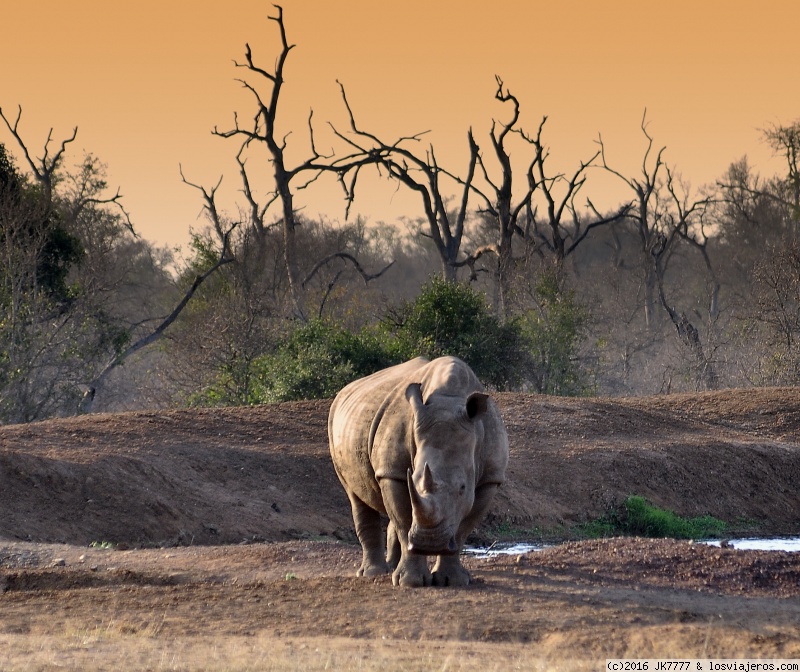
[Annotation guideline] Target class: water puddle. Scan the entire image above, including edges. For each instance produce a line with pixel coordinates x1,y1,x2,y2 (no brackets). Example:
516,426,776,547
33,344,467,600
464,542,550,558
465,537,800,559
702,537,800,552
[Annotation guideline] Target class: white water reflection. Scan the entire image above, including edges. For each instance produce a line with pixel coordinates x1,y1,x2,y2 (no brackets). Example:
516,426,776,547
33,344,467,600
466,537,800,558
703,537,800,552
464,542,549,558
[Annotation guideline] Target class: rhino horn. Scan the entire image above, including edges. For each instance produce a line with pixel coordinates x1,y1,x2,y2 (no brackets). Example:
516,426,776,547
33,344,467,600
421,462,435,494
407,467,436,525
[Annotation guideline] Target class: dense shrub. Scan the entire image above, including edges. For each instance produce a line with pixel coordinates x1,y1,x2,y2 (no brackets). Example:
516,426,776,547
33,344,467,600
581,495,728,539
387,277,527,390
518,269,592,396
249,320,397,403
196,276,592,404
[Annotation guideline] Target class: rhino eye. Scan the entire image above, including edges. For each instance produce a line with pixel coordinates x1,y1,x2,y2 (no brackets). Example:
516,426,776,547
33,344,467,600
459,484,466,495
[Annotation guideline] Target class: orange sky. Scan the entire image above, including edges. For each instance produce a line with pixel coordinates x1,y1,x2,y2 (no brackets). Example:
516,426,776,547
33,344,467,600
2,0,798,249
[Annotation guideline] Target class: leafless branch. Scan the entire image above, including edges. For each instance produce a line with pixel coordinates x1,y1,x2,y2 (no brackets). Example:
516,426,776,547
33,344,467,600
1,105,78,198
80,221,238,412
179,166,227,241
302,252,395,288
451,244,500,281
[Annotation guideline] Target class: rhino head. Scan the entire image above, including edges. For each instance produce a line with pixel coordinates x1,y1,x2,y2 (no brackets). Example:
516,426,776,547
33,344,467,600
404,383,488,555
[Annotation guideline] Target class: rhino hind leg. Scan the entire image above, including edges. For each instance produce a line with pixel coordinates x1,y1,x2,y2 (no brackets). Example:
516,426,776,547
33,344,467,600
347,493,390,577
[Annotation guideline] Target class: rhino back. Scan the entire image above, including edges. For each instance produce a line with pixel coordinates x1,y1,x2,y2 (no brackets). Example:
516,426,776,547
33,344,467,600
329,358,429,507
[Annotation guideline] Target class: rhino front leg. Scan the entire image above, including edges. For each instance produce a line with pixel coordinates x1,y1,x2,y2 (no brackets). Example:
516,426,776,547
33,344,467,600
432,483,500,587
347,492,390,577
379,478,432,587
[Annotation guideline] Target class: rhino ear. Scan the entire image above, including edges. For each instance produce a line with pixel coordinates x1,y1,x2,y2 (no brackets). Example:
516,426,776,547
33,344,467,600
466,392,489,419
405,383,425,417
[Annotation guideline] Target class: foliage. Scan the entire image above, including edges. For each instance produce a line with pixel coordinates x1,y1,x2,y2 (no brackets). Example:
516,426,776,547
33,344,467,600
751,239,800,383
0,143,84,306
254,320,397,403
518,269,593,395
194,275,592,405
236,320,396,404
387,277,527,390
580,495,728,540
0,142,170,423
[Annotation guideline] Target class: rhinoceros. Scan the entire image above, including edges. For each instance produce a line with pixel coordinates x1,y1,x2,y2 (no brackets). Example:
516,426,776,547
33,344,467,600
329,356,509,587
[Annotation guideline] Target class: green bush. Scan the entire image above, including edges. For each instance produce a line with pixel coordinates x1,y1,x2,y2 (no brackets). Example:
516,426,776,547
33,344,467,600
387,277,526,389
580,495,728,540
519,269,592,396
194,276,586,405
250,320,398,403
620,495,728,539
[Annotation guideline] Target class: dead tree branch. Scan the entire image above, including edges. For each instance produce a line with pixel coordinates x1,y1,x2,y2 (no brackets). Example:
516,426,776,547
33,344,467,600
80,225,237,413
212,6,391,319
303,252,395,287
331,81,478,281
0,105,77,200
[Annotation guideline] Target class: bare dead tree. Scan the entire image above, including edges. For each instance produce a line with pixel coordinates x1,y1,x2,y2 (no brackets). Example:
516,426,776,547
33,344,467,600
601,114,718,387
332,82,479,282
449,77,537,312
598,112,671,328
211,5,310,319
2,107,134,238
665,166,720,321
0,106,76,204
521,117,630,263
762,120,800,225
452,78,629,313
212,5,390,320
79,174,238,413
652,227,719,391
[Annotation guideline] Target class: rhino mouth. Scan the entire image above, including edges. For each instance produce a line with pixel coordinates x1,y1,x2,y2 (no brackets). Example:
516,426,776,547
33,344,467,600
407,522,458,556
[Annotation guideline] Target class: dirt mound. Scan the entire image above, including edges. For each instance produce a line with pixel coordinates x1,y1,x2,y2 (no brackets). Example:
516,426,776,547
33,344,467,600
0,390,798,546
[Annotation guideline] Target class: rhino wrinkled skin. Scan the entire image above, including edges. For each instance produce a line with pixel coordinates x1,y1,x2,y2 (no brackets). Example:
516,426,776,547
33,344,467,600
329,356,509,587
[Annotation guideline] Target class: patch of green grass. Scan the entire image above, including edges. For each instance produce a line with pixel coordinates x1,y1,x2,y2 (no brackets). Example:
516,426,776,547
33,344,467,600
622,495,728,538
580,495,728,540
88,541,116,550
483,496,733,545
575,519,617,539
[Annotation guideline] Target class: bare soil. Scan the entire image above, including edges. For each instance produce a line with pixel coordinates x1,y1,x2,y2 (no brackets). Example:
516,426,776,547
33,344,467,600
1,389,799,670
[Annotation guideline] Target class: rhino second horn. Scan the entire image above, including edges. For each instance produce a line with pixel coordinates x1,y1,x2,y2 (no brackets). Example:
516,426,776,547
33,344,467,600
422,462,435,494
407,468,436,524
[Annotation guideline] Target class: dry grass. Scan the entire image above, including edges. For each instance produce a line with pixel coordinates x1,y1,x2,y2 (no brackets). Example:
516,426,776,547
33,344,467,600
0,632,598,672
0,625,777,672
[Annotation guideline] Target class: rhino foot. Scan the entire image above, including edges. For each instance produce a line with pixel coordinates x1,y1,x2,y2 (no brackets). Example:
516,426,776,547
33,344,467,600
392,556,432,587
357,560,390,577
432,556,470,587
357,564,390,577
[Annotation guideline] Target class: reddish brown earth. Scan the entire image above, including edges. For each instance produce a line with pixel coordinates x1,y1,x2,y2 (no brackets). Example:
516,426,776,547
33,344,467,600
1,390,799,670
